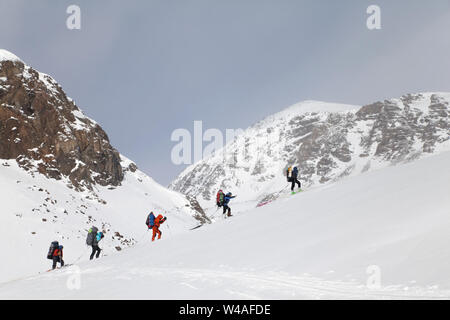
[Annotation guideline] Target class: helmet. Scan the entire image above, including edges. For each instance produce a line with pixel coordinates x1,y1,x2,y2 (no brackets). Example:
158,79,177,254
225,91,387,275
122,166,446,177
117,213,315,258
59,245,63,249
226,192,232,196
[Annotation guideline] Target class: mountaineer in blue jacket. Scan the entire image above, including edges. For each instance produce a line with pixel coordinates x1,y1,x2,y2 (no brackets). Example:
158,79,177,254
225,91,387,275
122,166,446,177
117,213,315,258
90,231,104,260
222,192,236,217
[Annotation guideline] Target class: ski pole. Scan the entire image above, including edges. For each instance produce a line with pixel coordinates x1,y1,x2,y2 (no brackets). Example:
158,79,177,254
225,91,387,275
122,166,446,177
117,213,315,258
72,246,90,265
166,222,173,238
139,229,148,243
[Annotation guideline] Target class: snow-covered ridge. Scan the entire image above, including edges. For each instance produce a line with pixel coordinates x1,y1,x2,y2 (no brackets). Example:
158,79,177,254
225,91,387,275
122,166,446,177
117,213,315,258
1,48,74,108
257,100,360,126
0,49,22,63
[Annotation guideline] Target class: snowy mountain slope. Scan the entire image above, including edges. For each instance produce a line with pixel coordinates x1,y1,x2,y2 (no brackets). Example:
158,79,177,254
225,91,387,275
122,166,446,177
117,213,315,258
0,158,206,283
0,50,209,283
170,94,449,211
1,151,449,299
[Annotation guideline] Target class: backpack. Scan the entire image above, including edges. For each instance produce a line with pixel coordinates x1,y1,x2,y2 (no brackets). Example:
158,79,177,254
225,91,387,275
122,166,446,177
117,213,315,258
96,232,104,242
286,167,292,182
86,226,98,246
216,190,224,207
146,212,156,227
47,241,59,260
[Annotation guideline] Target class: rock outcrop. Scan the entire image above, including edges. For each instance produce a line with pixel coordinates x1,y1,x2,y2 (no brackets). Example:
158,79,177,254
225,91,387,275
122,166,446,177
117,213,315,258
0,50,123,190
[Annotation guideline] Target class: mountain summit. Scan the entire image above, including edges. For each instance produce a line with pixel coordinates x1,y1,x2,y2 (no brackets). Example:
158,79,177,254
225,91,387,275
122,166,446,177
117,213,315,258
170,93,450,209
0,49,124,190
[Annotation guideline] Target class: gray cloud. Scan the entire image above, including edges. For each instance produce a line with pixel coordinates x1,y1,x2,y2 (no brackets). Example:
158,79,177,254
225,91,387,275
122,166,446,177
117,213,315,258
1,0,449,185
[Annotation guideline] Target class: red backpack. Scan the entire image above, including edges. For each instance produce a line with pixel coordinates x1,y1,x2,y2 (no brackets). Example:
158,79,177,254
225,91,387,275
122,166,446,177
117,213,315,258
216,190,224,207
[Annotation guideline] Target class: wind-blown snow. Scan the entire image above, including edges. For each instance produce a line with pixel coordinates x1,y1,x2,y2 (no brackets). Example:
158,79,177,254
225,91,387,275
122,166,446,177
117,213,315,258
1,152,449,299
0,49,22,63
260,100,360,124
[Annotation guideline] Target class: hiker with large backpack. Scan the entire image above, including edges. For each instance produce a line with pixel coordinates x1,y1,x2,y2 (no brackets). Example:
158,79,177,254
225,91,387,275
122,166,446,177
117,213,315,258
222,192,236,217
47,241,64,270
151,214,167,241
86,226,104,260
287,166,301,194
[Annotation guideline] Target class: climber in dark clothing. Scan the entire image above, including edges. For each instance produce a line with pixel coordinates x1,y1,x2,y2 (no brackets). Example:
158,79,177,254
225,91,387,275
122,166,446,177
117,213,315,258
290,166,301,192
90,245,101,260
222,192,236,217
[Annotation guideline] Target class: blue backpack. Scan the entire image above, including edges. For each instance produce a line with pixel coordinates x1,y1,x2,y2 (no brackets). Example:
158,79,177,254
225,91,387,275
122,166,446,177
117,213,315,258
146,212,156,227
96,232,103,242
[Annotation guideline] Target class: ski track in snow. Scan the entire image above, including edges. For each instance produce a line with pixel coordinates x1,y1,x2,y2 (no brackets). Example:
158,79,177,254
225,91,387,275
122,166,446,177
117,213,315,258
1,266,448,300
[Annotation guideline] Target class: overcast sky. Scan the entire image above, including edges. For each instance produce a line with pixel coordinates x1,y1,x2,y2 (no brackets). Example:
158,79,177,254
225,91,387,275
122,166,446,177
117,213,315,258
1,0,449,185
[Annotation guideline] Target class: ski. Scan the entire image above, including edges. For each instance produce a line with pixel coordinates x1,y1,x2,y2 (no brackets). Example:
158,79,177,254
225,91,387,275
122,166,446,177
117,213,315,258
256,201,271,208
46,264,73,272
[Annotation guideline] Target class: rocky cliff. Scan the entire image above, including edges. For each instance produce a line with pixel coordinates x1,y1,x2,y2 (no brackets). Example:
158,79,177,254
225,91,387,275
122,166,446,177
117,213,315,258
0,50,122,190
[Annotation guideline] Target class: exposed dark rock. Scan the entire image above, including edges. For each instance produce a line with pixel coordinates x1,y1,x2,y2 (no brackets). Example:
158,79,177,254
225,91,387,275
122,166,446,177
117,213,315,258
186,196,211,224
0,57,123,190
